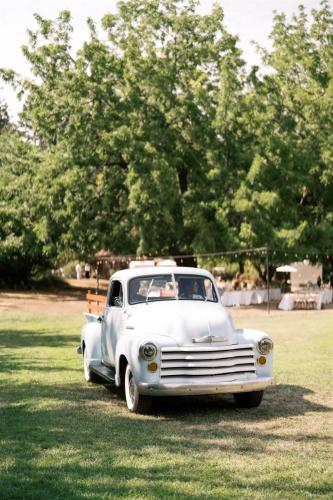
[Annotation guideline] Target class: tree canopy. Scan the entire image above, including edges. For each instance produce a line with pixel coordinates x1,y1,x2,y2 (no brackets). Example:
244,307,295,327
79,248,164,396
234,1,333,257
1,0,333,283
0,100,9,131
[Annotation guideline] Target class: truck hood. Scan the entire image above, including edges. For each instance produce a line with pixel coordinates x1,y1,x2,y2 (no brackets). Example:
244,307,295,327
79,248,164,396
125,301,235,346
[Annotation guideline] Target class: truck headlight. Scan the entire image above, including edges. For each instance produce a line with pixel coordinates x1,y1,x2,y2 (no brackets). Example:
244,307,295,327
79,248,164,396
140,342,157,361
257,337,274,355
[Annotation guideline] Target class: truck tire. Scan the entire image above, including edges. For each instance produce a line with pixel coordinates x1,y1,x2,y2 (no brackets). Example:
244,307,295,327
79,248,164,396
83,347,103,384
124,364,152,413
233,390,264,408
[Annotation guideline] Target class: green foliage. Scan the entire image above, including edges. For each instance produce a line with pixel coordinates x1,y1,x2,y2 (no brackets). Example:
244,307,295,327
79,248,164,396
30,271,69,290
0,131,55,285
62,260,83,279
1,0,333,278
234,2,333,259
3,0,246,261
0,99,9,131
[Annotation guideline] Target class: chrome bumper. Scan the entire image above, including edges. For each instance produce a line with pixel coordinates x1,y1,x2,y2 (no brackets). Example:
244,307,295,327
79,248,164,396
138,377,275,396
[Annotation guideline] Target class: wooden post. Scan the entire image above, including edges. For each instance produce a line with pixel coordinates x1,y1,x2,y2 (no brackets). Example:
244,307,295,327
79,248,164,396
266,248,270,314
96,261,100,293
87,289,91,313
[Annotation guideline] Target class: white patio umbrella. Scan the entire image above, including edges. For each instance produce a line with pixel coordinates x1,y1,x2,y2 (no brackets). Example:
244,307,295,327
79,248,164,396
276,265,297,273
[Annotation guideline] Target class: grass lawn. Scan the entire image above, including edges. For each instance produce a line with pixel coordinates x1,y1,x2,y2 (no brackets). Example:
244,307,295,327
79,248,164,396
0,305,332,499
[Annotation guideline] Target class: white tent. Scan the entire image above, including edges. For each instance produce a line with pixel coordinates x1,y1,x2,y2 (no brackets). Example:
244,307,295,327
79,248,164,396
290,262,322,288
276,265,297,273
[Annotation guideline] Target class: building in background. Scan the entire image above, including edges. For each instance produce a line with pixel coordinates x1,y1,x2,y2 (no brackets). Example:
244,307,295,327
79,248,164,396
290,261,322,289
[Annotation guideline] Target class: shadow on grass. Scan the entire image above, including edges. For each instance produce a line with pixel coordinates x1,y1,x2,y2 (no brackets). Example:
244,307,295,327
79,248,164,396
0,329,79,349
127,383,331,422
0,326,80,373
1,322,332,497
0,353,81,373
0,380,332,498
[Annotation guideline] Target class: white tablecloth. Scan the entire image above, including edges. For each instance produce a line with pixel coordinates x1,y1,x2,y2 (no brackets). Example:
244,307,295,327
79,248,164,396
278,289,332,311
278,293,322,311
251,289,267,304
269,288,282,301
251,288,281,303
221,291,249,307
221,288,281,307
322,289,333,304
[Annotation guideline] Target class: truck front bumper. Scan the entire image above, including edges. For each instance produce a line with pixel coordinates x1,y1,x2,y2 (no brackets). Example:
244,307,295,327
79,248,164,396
138,376,275,396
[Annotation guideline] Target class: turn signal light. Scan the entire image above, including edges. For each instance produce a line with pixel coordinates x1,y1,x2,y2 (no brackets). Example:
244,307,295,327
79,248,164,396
257,356,267,365
148,362,158,372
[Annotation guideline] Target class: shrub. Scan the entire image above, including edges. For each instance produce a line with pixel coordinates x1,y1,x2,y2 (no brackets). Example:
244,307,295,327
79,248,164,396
62,261,84,279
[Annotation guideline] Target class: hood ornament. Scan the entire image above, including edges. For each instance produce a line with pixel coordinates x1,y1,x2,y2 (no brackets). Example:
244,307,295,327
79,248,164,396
192,335,228,344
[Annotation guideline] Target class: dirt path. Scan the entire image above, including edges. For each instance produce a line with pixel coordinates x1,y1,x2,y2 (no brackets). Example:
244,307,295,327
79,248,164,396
0,280,331,317
0,278,110,315
0,290,87,315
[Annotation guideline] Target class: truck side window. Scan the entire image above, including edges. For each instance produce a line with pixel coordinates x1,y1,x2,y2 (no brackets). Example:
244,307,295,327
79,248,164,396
108,280,123,307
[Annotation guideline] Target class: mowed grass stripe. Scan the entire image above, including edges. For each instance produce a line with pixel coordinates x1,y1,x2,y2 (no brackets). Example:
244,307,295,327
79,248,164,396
0,310,332,499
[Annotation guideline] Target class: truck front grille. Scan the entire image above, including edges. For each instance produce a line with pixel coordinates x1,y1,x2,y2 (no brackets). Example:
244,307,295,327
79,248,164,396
160,344,256,381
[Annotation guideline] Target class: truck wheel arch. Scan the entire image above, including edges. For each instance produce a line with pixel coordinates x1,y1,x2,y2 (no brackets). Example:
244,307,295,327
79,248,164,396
118,355,128,388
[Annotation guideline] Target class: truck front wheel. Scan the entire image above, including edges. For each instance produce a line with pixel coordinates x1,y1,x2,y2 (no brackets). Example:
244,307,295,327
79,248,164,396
124,365,152,413
233,390,264,408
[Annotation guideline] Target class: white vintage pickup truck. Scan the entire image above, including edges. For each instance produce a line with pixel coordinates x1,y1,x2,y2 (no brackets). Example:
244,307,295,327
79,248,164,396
79,266,274,413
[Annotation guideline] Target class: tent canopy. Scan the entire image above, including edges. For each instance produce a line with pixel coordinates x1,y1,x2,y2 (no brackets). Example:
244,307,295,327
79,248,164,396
276,265,297,273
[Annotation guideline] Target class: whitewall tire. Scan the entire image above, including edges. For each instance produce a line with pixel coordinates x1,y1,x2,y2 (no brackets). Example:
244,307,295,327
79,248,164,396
124,364,152,413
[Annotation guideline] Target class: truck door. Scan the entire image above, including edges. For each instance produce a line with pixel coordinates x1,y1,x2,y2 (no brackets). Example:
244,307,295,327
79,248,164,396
101,280,124,367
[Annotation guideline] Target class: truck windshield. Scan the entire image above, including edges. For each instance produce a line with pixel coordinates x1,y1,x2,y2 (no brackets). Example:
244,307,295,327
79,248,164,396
175,274,218,302
128,274,218,304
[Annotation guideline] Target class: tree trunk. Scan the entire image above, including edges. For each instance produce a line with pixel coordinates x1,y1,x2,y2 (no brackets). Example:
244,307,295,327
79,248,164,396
254,262,276,284
176,165,188,194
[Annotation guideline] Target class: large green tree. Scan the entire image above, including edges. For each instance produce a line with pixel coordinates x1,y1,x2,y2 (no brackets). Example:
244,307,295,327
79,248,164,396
99,0,247,255
2,0,333,281
2,1,246,259
234,1,333,267
0,130,54,284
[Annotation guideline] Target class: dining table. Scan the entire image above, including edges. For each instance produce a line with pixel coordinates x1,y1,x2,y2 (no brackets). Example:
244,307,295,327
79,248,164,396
278,289,332,311
221,288,281,307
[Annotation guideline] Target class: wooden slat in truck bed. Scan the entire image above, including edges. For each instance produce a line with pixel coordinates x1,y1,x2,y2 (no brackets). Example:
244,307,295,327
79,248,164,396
86,290,106,313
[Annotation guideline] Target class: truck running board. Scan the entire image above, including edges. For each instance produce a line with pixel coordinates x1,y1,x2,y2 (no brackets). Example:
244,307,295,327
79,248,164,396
90,363,116,384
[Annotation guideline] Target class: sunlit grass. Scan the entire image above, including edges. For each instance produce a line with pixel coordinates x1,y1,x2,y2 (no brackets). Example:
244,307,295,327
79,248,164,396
0,309,332,499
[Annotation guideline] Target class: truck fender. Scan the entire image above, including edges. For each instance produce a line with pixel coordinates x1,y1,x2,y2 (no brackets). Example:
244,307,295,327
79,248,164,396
237,328,274,376
81,321,102,367
114,335,141,387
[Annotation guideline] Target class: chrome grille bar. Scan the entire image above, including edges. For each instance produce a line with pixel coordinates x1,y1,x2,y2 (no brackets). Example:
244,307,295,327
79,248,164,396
161,350,253,361
162,343,253,353
160,344,256,380
161,356,255,369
